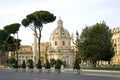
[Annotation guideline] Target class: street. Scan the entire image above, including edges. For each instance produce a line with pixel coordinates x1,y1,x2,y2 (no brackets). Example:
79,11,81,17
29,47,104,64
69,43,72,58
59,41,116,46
0,69,120,80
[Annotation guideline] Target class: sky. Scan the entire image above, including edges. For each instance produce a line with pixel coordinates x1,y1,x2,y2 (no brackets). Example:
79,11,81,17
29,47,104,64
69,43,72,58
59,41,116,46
0,0,120,45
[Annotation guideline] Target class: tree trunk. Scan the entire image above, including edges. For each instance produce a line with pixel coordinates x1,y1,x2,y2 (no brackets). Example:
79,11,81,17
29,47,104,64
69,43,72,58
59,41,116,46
0,51,3,65
38,36,40,59
16,32,18,62
38,28,42,60
91,60,96,68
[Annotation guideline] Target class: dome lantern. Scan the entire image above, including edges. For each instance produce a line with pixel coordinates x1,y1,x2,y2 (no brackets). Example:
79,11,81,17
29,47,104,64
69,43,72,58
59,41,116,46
57,17,63,28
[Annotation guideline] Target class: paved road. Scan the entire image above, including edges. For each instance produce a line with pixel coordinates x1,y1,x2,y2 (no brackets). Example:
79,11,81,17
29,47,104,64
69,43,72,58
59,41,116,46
0,69,120,80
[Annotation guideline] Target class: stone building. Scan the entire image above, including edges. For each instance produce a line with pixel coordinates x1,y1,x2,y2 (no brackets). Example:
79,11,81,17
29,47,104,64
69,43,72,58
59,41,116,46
17,42,48,65
111,27,120,65
48,18,74,66
18,45,33,64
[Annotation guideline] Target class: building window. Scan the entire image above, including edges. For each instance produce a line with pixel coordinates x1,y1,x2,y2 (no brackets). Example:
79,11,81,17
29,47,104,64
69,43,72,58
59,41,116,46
55,41,57,46
63,41,65,46
55,32,58,35
19,56,21,58
28,56,30,58
26,56,27,58
22,56,24,58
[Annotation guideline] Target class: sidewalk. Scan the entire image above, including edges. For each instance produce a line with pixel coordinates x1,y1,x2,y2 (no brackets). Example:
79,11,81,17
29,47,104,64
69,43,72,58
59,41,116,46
82,69,120,73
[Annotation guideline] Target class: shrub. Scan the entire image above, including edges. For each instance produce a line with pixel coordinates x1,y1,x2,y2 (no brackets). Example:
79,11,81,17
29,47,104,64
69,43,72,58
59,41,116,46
55,59,61,69
7,58,16,67
45,59,51,69
14,60,18,68
73,58,80,69
36,59,42,69
50,58,56,67
21,60,26,68
27,59,34,69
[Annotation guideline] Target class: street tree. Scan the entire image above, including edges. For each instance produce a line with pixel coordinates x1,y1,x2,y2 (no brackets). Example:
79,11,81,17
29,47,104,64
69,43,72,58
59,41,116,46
0,23,21,65
76,22,115,68
4,23,20,35
3,23,21,62
0,30,8,45
21,10,56,60
0,29,8,65
7,36,21,56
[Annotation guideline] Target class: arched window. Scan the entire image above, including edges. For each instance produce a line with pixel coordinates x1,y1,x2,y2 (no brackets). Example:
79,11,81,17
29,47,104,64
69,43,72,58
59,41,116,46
55,41,57,46
63,41,65,46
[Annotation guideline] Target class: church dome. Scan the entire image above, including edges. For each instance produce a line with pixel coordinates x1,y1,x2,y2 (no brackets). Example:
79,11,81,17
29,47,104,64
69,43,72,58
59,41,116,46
49,18,71,50
50,18,70,39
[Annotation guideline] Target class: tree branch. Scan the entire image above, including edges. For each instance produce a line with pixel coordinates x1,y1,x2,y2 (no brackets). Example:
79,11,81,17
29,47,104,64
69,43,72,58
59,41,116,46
29,24,39,39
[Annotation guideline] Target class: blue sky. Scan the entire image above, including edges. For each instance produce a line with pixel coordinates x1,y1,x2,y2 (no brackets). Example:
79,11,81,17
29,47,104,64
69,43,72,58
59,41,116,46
0,0,120,45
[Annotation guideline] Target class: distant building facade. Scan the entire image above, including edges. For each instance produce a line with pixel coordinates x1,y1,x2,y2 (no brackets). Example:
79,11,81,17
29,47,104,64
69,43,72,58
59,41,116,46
17,43,48,65
18,45,33,64
111,27,120,65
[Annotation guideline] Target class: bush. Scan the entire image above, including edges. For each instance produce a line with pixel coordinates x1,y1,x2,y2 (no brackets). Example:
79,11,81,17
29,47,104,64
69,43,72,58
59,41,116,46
21,60,26,68
9,58,16,64
6,58,16,67
14,60,18,68
73,58,80,69
55,59,61,69
50,58,56,67
36,59,42,69
27,59,34,69
45,59,51,69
